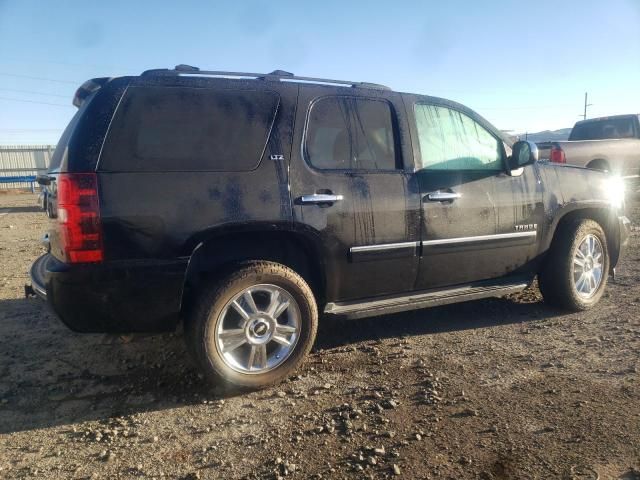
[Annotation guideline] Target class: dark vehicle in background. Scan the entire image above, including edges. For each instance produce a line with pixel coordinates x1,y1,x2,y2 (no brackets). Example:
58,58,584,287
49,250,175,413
537,114,640,191
29,66,631,388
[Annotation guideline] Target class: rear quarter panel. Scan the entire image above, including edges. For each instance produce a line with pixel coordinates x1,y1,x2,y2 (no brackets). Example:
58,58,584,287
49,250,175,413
98,167,292,260
97,80,298,261
46,77,132,261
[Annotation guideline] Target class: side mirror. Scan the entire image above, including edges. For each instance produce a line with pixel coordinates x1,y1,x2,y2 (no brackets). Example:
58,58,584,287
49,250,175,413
508,140,538,172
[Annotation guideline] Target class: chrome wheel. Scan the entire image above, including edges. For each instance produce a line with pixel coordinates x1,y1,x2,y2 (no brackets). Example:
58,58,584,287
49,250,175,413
573,234,604,298
214,284,301,374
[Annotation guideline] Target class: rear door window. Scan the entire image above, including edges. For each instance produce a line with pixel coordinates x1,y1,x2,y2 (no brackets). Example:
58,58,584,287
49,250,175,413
305,96,399,171
100,86,279,172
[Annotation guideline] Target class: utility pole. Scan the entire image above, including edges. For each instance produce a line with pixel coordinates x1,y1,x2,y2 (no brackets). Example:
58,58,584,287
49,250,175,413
582,92,592,120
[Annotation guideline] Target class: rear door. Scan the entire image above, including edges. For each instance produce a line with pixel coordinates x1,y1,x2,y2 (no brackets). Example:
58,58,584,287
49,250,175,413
407,98,531,289
289,86,421,302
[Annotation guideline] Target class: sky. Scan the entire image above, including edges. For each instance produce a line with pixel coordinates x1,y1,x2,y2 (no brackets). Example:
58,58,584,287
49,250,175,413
0,0,639,145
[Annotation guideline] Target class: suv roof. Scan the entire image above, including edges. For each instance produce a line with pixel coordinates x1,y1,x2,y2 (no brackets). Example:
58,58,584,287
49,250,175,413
140,64,392,91
69,66,514,154
72,65,394,111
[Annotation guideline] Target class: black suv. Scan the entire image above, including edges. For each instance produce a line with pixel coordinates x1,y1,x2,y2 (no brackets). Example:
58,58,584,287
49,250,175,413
30,65,631,387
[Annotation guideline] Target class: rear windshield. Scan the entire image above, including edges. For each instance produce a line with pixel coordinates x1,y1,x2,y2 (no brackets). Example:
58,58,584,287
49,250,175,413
100,86,279,172
569,117,637,140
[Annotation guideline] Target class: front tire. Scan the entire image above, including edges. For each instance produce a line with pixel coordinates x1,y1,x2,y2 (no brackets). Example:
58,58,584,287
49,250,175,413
539,219,609,311
185,261,318,388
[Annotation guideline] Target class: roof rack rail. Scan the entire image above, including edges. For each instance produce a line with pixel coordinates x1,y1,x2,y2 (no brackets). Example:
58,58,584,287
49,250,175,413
140,65,391,90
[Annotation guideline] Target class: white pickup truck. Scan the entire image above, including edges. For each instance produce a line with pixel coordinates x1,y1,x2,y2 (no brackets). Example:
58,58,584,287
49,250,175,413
537,114,640,191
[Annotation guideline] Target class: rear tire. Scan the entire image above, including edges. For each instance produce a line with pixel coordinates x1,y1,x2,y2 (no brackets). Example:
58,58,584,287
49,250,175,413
538,219,609,311
185,261,318,389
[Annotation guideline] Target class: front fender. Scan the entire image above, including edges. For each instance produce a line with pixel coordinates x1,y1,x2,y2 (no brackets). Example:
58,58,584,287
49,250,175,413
539,163,626,270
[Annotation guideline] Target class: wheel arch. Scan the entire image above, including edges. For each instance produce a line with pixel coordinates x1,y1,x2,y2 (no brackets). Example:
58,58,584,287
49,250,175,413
180,225,327,315
543,205,621,273
586,158,610,172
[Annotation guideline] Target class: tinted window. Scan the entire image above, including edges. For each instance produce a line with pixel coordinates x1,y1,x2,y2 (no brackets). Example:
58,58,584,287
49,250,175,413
101,86,279,172
306,97,398,170
569,117,636,140
414,104,502,171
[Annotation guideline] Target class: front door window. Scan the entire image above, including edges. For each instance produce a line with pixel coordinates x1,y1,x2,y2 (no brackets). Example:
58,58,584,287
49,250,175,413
414,104,503,172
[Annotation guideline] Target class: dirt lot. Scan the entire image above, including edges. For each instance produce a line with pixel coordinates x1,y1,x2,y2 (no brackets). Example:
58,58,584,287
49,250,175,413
0,191,638,480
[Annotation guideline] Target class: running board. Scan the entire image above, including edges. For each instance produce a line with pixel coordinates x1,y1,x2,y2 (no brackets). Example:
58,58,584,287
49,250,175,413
324,280,530,320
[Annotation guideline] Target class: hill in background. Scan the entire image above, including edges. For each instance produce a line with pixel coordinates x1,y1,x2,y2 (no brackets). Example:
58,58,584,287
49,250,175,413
515,128,572,143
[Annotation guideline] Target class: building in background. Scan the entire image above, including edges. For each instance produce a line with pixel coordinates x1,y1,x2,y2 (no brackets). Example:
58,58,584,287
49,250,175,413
0,145,54,190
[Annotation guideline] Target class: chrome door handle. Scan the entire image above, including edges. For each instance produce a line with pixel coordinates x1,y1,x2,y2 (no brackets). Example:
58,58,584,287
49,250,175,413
299,194,343,204
426,191,462,202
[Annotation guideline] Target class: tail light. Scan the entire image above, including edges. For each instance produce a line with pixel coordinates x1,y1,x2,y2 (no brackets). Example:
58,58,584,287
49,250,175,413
56,173,103,263
549,144,566,164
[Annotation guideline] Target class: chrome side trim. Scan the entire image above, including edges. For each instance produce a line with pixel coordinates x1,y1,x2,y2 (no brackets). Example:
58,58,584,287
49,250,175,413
350,241,419,253
351,232,536,254
422,231,536,246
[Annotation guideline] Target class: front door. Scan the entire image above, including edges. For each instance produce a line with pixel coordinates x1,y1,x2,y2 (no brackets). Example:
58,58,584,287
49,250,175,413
289,86,421,302
407,100,532,290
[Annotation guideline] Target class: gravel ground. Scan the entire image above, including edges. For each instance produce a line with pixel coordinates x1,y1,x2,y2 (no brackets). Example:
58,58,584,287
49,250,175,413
0,191,639,480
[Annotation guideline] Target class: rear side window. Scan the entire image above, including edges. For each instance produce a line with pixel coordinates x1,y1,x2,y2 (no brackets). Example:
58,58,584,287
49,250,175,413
569,117,636,140
414,104,503,171
305,96,398,171
100,86,279,172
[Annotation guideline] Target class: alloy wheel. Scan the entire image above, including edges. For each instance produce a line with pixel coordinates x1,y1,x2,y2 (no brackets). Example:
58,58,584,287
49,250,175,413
572,234,604,298
214,284,301,374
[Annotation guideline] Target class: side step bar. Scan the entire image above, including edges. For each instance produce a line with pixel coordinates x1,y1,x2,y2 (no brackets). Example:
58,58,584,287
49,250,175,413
324,280,530,320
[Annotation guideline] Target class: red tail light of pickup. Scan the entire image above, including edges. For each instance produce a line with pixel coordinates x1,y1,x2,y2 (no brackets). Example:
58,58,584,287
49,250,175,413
549,144,566,164
56,173,103,263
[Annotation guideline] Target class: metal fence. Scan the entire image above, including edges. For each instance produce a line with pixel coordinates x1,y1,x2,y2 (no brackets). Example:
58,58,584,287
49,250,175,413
0,145,54,190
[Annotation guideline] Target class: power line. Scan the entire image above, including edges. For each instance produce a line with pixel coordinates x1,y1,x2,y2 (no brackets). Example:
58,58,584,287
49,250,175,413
476,104,576,111
0,72,80,84
0,128,63,132
0,88,69,99
0,96,73,107
1,55,135,72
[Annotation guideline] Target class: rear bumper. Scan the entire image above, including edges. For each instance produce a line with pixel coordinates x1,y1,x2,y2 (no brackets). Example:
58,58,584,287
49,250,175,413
28,253,188,333
29,253,49,299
